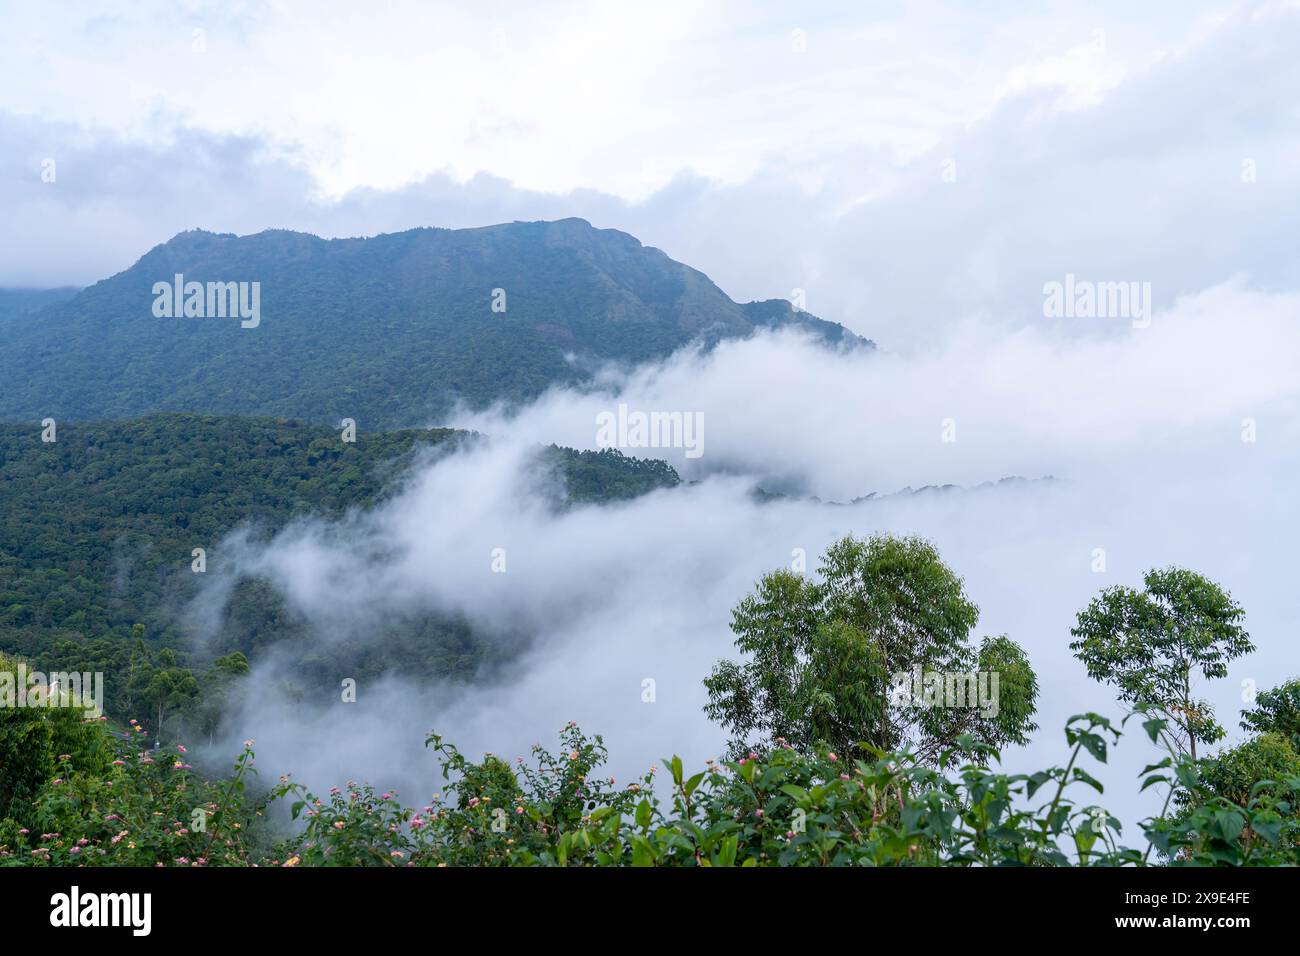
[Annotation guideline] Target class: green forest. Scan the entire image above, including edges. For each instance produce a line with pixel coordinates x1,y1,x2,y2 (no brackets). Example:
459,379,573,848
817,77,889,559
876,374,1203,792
0,414,680,746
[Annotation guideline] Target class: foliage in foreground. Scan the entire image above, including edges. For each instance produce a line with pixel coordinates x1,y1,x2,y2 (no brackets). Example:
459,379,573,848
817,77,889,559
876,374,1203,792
4,706,1297,867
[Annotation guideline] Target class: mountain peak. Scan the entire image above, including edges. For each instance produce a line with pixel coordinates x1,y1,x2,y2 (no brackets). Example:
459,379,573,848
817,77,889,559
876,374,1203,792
2,220,870,428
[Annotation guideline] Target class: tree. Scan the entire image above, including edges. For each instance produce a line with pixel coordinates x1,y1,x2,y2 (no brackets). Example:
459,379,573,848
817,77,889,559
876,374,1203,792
703,534,1038,765
125,647,199,740
1240,677,1300,748
0,653,108,827
1168,679,1300,859
1188,733,1300,808
1070,567,1253,759
194,651,251,745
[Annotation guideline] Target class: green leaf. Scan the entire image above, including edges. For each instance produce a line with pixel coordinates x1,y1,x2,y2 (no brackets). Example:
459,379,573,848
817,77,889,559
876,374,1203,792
716,835,737,868
1078,733,1107,764
779,784,810,804
1251,814,1282,844
1025,770,1052,799
1213,810,1244,843
684,771,706,798
630,835,655,867
1072,768,1104,794
667,755,683,786
1138,759,1172,776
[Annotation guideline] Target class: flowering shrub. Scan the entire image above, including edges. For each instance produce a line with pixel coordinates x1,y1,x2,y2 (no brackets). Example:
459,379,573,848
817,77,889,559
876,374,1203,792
0,730,261,867
267,710,1300,867
4,709,1297,867
270,722,643,866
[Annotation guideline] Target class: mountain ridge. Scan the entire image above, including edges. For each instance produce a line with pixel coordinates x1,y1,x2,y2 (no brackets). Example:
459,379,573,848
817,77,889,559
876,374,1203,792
0,219,869,429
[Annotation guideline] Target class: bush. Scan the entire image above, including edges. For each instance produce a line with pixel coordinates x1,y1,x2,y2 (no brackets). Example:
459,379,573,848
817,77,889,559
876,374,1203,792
0,723,261,867
266,710,1300,867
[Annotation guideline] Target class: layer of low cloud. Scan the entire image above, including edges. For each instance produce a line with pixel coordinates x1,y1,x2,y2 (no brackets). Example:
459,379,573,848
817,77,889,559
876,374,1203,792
455,281,1300,499
200,280,1300,835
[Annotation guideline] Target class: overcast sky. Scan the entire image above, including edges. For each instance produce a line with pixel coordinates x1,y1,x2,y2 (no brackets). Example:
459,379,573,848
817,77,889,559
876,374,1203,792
5,0,1299,348
2,0,1229,198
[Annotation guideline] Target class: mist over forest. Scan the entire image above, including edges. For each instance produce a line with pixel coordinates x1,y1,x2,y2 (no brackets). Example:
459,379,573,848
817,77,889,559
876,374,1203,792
2,3,1298,907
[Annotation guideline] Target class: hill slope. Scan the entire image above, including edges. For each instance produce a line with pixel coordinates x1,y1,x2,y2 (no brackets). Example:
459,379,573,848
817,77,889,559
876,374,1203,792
0,414,680,714
0,219,869,427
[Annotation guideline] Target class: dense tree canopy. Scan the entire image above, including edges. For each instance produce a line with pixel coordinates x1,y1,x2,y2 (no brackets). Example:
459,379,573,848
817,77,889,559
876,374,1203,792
0,414,681,737
704,534,1039,765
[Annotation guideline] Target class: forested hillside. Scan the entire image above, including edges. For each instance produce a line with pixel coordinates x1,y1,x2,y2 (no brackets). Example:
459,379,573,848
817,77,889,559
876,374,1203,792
0,220,869,427
0,414,680,730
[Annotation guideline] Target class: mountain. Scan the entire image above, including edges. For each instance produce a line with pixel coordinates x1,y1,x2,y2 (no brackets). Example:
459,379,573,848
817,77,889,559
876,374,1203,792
0,219,869,428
